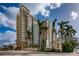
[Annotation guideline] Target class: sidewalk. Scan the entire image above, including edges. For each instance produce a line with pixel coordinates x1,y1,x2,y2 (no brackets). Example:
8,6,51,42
0,50,79,56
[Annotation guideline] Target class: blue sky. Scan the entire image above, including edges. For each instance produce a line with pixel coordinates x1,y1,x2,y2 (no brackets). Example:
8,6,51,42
0,3,79,46
24,3,79,38
0,3,19,46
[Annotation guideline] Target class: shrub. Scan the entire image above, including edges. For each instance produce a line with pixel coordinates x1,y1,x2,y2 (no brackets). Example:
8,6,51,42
44,48,52,52
52,49,61,52
62,39,78,52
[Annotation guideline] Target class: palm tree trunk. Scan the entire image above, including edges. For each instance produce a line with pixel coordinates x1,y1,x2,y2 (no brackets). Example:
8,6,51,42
32,19,34,47
52,31,53,49
40,34,41,49
39,30,41,49
59,31,62,51
61,31,63,41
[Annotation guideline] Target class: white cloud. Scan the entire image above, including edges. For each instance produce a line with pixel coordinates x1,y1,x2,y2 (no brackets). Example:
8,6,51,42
3,6,19,18
0,12,9,27
0,6,18,46
23,3,50,17
0,12,16,30
0,6,19,30
50,3,62,9
23,3,62,17
41,10,50,17
70,11,78,20
37,4,50,17
6,19,16,30
0,31,16,45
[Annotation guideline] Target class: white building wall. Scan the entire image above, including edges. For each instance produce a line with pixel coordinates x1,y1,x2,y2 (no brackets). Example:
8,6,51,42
45,20,53,49
49,23,52,49
33,19,39,44
27,15,32,31
46,20,52,48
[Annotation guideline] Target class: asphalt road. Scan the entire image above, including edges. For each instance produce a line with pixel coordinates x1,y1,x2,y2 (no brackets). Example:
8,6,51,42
0,51,79,56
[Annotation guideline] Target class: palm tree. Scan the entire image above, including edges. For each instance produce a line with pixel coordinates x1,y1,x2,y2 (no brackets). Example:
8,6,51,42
58,20,69,40
52,18,57,48
52,18,57,33
64,25,76,39
57,20,69,52
37,19,48,49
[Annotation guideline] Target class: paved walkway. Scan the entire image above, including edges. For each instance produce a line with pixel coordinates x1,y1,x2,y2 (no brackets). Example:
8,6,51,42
0,51,79,56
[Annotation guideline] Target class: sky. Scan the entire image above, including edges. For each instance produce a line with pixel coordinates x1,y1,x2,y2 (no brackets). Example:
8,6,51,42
0,3,19,47
23,3,79,38
0,3,79,46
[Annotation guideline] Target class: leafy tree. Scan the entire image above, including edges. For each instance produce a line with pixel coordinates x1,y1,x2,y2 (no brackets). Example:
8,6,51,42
2,45,8,49
62,39,78,52
2,45,13,50
8,45,13,50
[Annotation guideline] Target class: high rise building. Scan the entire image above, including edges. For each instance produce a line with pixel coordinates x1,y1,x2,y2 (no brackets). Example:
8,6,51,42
16,5,39,50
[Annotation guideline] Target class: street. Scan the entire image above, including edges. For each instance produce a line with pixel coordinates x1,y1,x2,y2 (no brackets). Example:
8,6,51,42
0,51,79,56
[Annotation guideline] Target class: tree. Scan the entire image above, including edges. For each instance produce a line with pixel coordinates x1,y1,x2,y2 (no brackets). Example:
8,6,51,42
58,21,77,52
2,45,13,50
64,25,76,39
52,18,57,33
37,19,48,49
58,21,69,40
2,45,8,49
8,45,13,50
62,39,78,52
52,18,57,48
57,20,69,52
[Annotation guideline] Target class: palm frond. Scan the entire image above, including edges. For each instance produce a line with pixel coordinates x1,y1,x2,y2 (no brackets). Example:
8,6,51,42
52,18,57,27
